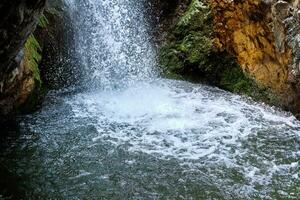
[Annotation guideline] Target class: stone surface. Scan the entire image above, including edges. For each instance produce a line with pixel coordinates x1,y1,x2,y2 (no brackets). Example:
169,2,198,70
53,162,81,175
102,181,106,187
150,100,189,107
211,0,300,115
158,0,300,116
37,1,79,89
0,0,46,120
157,0,279,105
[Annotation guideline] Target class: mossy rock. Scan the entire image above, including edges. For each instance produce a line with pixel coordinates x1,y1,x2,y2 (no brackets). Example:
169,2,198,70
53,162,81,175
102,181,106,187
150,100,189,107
158,0,280,106
24,34,42,85
179,32,212,65
158,0,213,74
21,33,44,113
174,0,212,37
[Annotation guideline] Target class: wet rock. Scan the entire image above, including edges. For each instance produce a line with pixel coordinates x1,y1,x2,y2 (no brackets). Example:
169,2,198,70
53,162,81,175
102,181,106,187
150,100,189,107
0,0,46,121
159,0,300,116
37,0,80,89
211,0,300,116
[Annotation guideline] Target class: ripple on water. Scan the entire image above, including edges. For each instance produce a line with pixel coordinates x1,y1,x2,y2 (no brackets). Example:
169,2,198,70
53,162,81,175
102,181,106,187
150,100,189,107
1,79,299,199
64,79,300,198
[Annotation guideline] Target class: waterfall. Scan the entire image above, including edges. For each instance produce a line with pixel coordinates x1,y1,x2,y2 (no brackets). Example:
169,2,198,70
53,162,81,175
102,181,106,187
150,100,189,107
65,0,157,89
1,0,299,199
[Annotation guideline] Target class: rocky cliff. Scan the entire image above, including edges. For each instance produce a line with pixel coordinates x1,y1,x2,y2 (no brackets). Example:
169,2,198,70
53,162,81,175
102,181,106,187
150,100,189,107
212,0,300,115
0,0,46,119
159,0,300,117
0,0,74,121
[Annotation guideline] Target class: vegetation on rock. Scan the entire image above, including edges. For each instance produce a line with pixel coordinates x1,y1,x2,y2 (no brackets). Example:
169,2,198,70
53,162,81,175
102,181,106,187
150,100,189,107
158,0,212,76
19,17,49,113
158,0,279,106
24,34,42,86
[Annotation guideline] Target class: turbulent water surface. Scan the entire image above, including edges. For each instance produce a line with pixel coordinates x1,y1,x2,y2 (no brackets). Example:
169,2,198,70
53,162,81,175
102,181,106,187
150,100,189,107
1,0,300,199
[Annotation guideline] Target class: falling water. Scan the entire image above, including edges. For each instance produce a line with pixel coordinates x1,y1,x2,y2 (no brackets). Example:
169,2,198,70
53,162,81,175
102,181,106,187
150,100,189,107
0,0,299,199
66,0,156,89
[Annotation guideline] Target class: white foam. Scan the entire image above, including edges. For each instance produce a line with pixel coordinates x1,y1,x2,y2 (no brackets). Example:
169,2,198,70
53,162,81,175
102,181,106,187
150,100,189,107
65,79,300,195
68,80,298,160
69,170,92,180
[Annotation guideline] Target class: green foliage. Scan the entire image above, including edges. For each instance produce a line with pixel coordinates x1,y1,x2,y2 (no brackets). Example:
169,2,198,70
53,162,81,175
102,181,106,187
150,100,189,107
179,32,212,65
159,43,184,73
158,0,213,76
20,10,55,113
24,34,42,84
175,0,212,36
220,67,252,94
38,14,49,28
158,0,280,106
17,34,45,113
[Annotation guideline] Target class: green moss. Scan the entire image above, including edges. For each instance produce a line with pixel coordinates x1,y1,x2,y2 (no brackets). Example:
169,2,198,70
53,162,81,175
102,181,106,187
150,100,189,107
24,34,42,85
175,0,211,36
38,14,49,28
18,10,58,113
158,0,280,106
219,66,280,106
159,44,183,74
179,32,212,65
158,0,213,75
220,67,252,94
19,34,46,113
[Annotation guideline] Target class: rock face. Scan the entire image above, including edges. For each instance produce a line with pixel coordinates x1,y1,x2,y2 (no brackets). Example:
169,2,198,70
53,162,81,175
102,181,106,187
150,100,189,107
158,0,277,103
159,0,300,116
212,0,300,115
37,0,79,89
0,0,46,119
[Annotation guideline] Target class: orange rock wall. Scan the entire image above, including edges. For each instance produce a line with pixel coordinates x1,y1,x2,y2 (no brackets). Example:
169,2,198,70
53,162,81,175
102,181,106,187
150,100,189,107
211,0,292,93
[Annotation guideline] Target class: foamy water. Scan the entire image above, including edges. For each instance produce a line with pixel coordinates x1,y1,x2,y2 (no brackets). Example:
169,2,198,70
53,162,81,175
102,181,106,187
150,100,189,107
0,0,299,199
63,79,299,198
7,78,297,199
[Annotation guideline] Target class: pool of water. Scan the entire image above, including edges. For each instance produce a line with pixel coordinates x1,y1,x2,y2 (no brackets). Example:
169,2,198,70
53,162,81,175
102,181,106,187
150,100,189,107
0,79,299,199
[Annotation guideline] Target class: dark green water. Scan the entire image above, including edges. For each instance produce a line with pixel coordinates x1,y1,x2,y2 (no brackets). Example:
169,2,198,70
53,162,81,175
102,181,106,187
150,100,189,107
0,80,299,199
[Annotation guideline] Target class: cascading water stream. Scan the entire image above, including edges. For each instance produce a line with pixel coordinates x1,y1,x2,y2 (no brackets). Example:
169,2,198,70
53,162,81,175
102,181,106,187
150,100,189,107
66,0,156,89
0,0,299,199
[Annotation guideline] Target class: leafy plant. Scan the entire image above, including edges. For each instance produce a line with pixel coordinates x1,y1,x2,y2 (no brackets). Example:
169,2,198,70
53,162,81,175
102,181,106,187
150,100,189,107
24,34,42,83
38,14,49,28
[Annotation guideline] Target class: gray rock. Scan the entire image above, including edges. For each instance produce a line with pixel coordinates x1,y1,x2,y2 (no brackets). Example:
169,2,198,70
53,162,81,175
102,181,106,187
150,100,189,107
270,0,300,79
